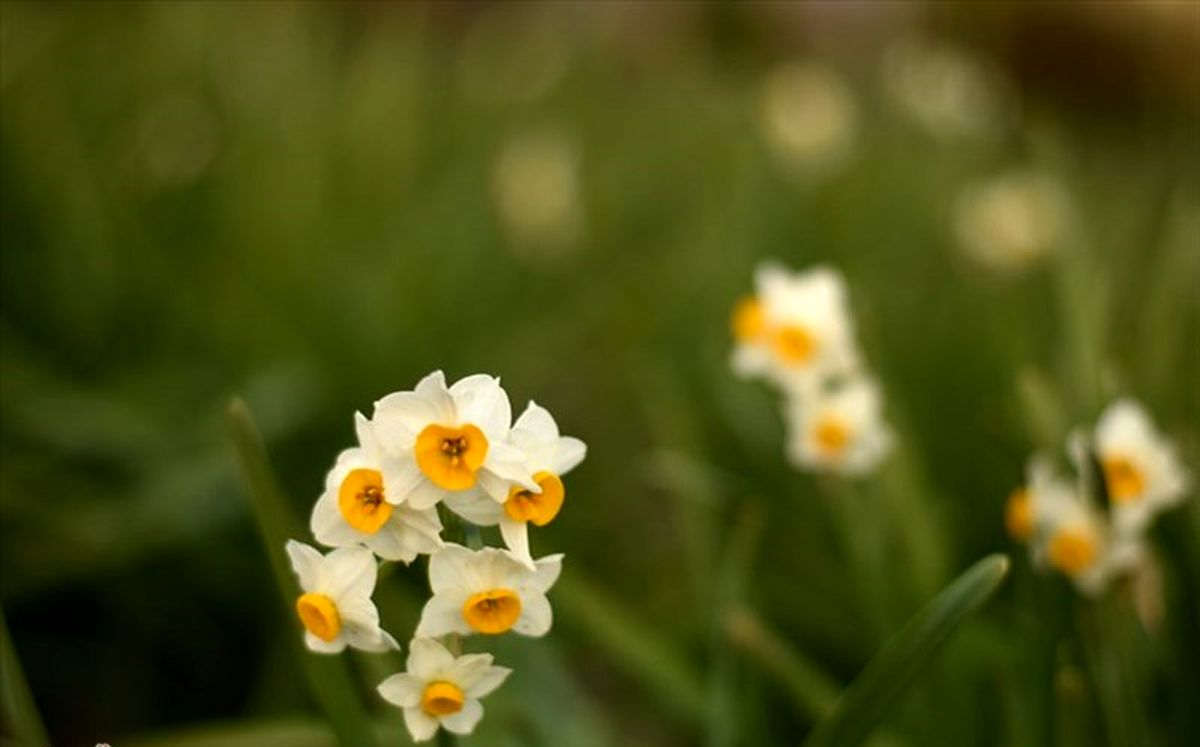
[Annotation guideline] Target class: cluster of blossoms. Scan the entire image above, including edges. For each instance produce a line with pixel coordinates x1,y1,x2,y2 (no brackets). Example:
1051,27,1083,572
731,261,892,476
1005,399,1189,595
285,371,585,742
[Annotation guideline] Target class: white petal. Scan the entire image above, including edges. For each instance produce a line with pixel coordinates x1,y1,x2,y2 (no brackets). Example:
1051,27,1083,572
440,699,484,735
444,652,494,689
407,636,457,680
310,489,361,549
354,411,381,454
403,707,441,743
373,392,439,448
304,631,347,654
344,623,398,653
463,665,511,699
499,518,535,570
513,400,560,441
428,544,481,594
449,374,512,438
475,470,515,504
323,547,377,600
414,370,457,425
377,673,423,708
548,436,587,476
444,491,504,526
406,478,446,511
512,591,552,637
415,592,471,637
532,553,564,592
285,540,323,592
382,455,425,505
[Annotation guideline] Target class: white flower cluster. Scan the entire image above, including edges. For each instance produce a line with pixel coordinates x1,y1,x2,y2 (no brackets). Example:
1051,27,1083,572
284,371,585,742
731,261,891,476
1006,398,1190,595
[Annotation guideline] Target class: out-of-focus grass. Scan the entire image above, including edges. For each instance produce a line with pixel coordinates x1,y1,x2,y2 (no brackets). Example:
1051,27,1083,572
1,2,1197,746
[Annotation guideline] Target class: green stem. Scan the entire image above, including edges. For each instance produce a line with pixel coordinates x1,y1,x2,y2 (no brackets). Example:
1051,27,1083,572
227,398,379,747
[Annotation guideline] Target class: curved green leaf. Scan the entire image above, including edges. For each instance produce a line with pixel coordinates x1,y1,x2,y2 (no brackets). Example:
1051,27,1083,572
804,554,1010,747
227,399,379,747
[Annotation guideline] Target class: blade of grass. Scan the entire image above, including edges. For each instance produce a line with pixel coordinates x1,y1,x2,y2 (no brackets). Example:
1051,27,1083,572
0,606,49,747
803,554,1010,747
227,398,379,747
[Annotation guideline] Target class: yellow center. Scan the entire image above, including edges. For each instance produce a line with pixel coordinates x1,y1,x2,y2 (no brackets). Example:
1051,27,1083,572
337,468,393,534
504,471,565,526
814,417,851,454
1004,487,1034,541
415,424,489,490
462,588,522,634
421,681,465,717
732,296,766,342
772,325,817,364
1102,456,1145,504
1047,530,1097,576
295,593,341,642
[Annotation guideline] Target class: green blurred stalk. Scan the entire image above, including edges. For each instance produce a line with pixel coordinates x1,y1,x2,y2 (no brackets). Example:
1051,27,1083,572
0,606,49,747
227,399,379,747
723,606,839,718
804,554,1010,747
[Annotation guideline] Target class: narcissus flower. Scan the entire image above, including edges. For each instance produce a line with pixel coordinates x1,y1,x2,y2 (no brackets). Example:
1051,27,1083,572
759,62,857,172
784,377,891,476
285,541,398,653
1034,494,1141,596
310,413,444,563
731,262,858,386
372,371,536,510
954,170,1068,273
1094,398,1190,534
378,636,511,742
416,544,562,638
445,401,586,566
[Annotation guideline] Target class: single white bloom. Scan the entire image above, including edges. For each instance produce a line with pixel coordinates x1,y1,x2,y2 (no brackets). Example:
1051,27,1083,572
784,376,891,476
1094,398,1190,535
310,413,444,563
1032,492,1141,596
731,262,859,387
378,636,511,743
371,371,536,510
445,401,585,567
416,544,562,638
954,170,1069,273
759,62,857,172
285,540,399,654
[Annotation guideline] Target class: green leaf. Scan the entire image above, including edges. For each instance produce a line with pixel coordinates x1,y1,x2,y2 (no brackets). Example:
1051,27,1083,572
723,606,839,719
0,606,49,747
803,554,1010,747
227,398,379,747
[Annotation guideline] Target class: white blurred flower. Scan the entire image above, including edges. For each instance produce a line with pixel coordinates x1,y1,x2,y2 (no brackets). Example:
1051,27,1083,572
731,262,859,387
1095,398,1190,534
1033,493,1141,596
371,371,536,511
309,413,444,563
493,130,583,257
416,544,562,638
954,170,1069,273
285,541,399,654
445,402,586,567
378,637,511,743
759,62,857,172
1005,455,1075,543
784,376,891,476
882,37,1015,141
